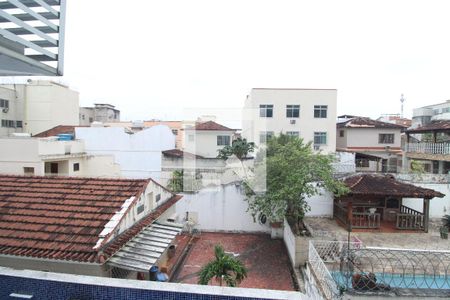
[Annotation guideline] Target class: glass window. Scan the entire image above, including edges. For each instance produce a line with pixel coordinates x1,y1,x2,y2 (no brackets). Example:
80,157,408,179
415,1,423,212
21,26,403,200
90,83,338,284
172,129,178,135
339,130,344,137
73,163,80,172
217,135,231,146
259,104,273,117
1,120,6,127
379,133,394,144
286,131,299,137
259,131,274,143
286,105,300,118
155,194,161,202
314,132,327,145
23,167,34,175
314,105,328,118
16,121,23,128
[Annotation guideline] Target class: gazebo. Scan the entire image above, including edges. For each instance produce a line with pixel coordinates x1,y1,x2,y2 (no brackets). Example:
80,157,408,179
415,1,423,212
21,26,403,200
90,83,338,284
334,174,444,232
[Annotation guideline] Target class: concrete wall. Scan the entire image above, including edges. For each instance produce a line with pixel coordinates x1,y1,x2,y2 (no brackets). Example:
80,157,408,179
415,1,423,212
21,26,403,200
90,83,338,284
76,125,175,181
242,88,337,153
283,219,311,267
402,183,450,219
0,85,24,137
305,188,334,217
184,129,234,158
175,184,271,233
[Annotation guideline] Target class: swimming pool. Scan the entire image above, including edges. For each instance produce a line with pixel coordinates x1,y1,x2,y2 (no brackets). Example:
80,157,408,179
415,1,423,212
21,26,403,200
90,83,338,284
332,271,450,290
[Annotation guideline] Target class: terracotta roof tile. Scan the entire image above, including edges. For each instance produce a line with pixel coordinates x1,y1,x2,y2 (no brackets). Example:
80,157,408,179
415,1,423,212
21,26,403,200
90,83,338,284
0,175,152,263
194,121,235,131
337,117,405,129
33,125,84,138
343,174,444,198
406,120,450,133
162,149,205,159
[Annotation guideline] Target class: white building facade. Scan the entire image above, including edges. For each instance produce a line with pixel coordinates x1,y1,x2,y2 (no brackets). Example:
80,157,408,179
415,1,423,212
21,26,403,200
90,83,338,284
75,125,175,181
0,80,79,137
0,136,120,177
412,100,450,128
242,88,337,153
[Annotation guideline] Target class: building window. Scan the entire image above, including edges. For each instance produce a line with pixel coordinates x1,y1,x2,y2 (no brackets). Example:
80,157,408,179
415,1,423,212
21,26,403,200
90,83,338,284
217,135,230,146
50,163,58,174
0,99,9,109
286,131,299,137
172,129,178,135
286,105,300,118
155,194,161,202
314,105,328,118
16,121,23,128
89,117,93,123
356,159,370,168
137,204,145,214
379,133,394,144
259,131,274,143
259,104,273,117
23,167,34,175
73,163,80,172
314,132,327,145
339,130,344,137
188,134,195,142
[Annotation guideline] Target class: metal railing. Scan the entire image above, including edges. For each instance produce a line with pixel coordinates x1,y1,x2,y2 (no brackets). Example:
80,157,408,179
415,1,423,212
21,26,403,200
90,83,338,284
309,240,450,298
406,142,450,155
0,0,66,75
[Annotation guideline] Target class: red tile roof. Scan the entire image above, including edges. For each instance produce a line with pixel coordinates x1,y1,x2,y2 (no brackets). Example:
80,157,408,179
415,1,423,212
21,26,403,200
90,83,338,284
162,149,205,159
0,175,177,263
343,174,444,198
33,125,84,138
337,117,405,129
406,120,450,133
194,121,235,131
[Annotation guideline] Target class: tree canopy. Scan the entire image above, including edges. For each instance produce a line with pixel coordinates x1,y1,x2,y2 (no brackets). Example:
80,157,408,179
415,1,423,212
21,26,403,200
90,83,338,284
245,134,349,233
217,137,255,160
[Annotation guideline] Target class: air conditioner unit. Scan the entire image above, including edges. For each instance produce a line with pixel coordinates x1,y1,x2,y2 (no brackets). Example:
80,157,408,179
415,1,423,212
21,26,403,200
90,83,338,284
2,108,8,113
290,119,296,124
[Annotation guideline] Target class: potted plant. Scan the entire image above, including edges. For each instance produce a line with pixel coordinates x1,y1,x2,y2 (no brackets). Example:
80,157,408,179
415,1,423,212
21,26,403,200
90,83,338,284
440,215,450,239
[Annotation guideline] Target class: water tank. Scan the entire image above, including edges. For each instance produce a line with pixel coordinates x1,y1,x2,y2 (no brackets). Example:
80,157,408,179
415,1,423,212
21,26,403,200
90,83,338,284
57,134,74,141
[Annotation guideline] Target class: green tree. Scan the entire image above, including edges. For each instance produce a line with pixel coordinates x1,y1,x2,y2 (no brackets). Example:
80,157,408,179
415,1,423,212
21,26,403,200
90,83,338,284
198,244,248,287
246,134,349,233
217,137,255,160
167,170,184,192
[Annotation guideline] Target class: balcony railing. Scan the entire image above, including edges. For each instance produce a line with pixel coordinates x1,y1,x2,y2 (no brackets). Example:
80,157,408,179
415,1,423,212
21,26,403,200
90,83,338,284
405,142,450,155
396,205,424,230
0,0,66,76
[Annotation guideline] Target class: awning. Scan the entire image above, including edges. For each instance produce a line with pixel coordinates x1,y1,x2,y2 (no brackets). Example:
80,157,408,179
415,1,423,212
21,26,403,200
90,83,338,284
107,221,183,272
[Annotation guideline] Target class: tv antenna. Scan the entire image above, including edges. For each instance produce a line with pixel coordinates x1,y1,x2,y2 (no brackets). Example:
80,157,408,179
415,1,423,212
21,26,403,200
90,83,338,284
400,94,405,118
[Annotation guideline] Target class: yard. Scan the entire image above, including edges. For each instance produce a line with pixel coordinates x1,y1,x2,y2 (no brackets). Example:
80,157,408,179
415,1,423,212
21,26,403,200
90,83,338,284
172,232,296,291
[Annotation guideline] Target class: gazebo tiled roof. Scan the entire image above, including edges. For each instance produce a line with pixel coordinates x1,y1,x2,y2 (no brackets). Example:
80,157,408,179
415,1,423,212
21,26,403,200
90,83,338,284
343,174,445,199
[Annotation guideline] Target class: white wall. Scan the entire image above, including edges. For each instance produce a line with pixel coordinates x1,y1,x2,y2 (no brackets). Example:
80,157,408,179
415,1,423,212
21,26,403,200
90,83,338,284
402,183,450,219
342,128,401,149
242,88,337,153
184,129,234,158
305,188,334,217
76,125,175,181
175,184,271,233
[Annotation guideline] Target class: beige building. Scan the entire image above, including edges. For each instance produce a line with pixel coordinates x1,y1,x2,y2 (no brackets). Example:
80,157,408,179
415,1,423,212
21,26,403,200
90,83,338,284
336,117,404,172
242,88,337,153
0,136,120,177
80,103,121,126
183,121,236,158
0,80,79,136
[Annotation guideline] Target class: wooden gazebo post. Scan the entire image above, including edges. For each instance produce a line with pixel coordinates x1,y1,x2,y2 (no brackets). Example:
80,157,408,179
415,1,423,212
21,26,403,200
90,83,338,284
423,197,431,233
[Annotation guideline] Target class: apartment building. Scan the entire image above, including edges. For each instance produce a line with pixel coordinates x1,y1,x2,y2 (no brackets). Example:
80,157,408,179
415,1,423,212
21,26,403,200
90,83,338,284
242,88,337,153
79,103,121,125
412,100,450,128
0,80,79,136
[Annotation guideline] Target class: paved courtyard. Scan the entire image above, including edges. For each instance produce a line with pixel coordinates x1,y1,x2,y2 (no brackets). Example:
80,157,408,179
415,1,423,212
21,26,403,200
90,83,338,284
305,217,450,250
173,232,296,291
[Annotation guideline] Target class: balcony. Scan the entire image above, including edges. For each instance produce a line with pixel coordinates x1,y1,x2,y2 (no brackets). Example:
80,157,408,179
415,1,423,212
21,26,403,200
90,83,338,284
0,0,66,76
405,142,450,161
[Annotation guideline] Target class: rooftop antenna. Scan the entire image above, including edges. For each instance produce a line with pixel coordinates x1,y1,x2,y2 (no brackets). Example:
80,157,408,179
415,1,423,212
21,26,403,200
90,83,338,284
400,94,405,118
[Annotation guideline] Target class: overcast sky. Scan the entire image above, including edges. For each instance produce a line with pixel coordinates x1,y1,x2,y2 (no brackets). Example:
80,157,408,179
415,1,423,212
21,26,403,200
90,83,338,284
58,0,450,127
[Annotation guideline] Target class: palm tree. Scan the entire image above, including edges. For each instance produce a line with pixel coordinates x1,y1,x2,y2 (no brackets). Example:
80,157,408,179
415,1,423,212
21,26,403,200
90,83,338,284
198,244,248,287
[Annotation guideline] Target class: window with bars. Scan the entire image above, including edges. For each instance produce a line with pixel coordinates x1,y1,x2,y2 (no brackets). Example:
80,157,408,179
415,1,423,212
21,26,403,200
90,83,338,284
379,133,394,144
286,105,300,118
217,135,230,146
314,105,328,118
0,99,9,108
286,131,299,137
314,132,327,145
259,131,274,143
259,104,273,117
